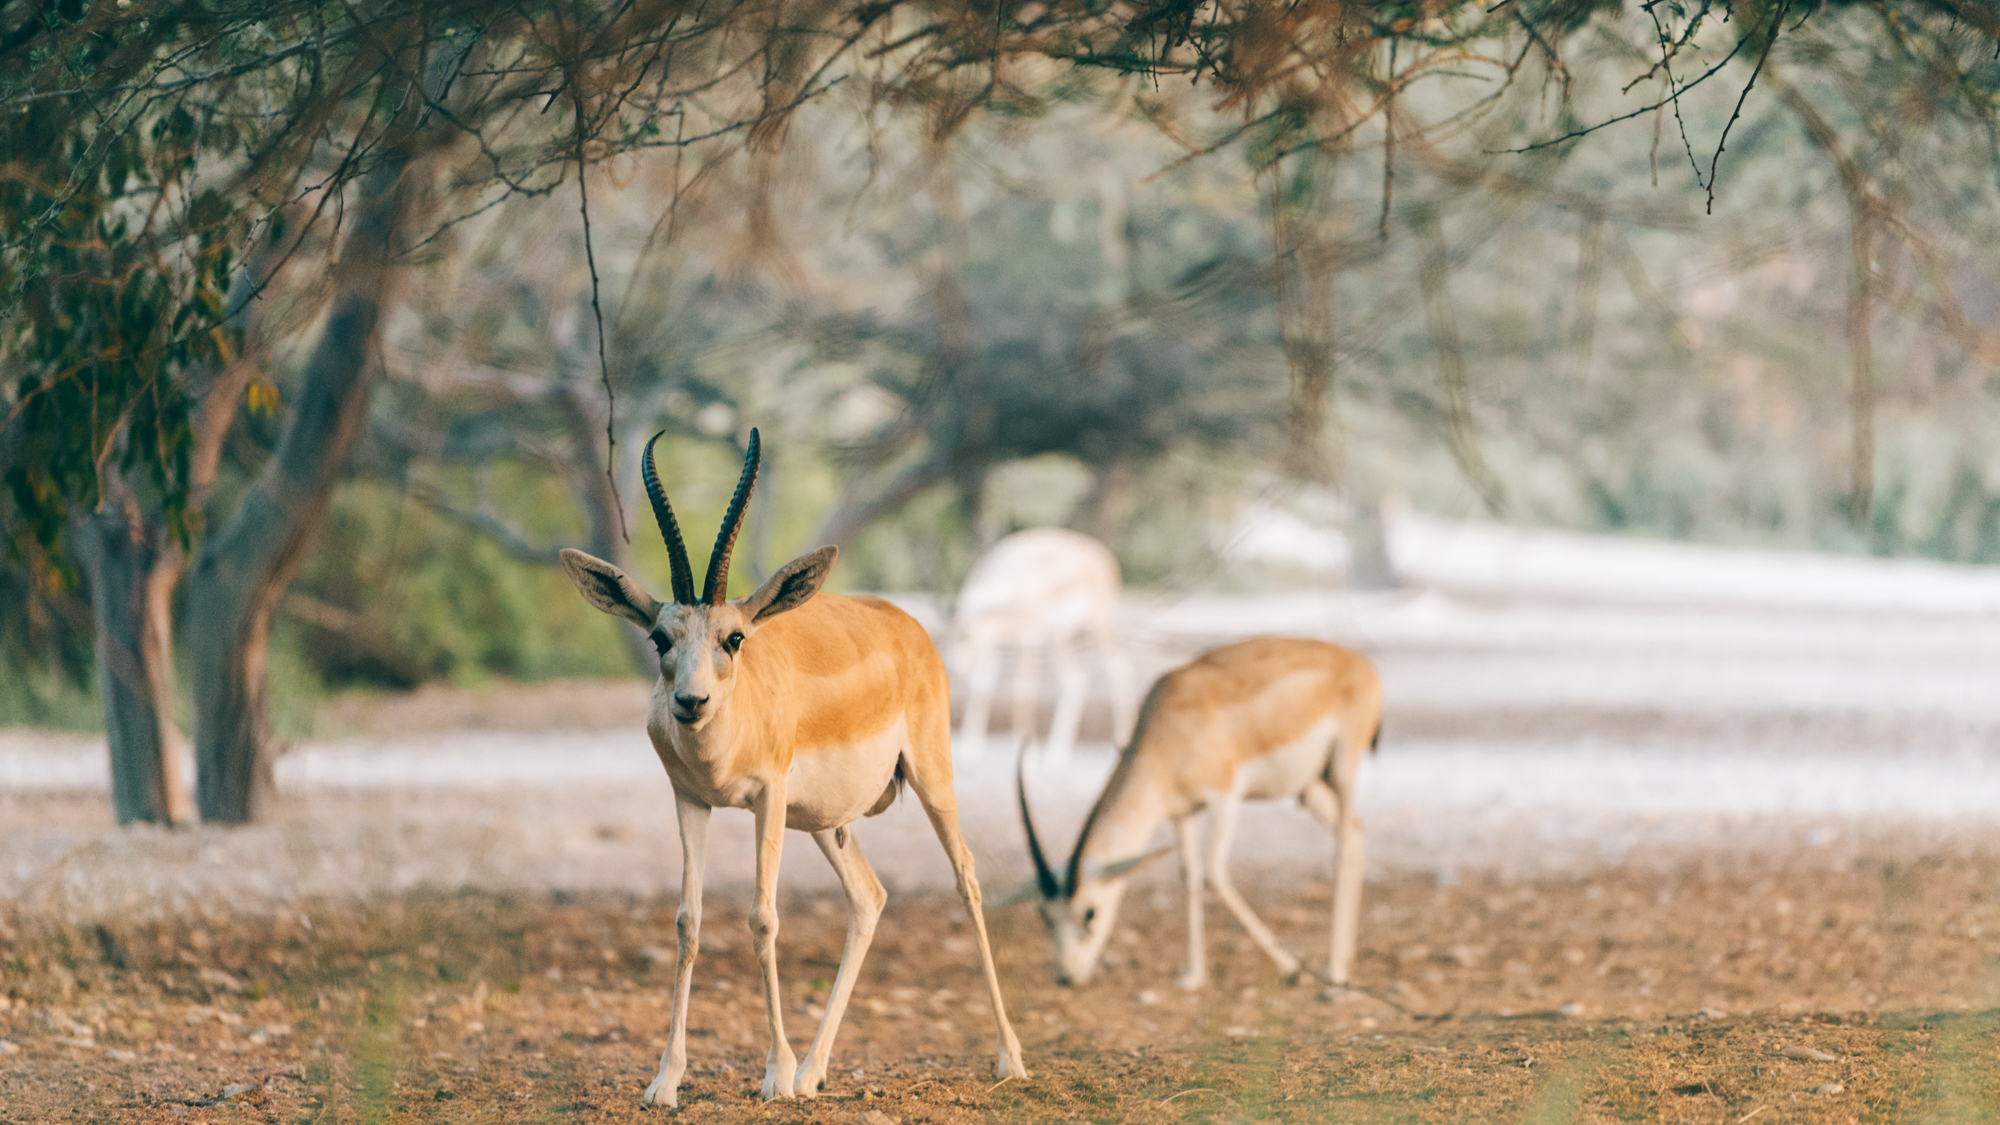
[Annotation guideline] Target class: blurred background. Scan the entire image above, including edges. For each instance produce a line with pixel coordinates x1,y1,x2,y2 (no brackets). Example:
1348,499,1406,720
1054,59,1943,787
6,6,2000,1117
3,0,1999,857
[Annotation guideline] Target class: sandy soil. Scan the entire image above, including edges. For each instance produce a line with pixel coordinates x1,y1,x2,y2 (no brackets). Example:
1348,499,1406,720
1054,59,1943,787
2,842,1997,1123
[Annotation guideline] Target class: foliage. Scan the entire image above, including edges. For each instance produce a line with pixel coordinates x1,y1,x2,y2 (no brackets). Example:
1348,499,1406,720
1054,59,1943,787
285,481,631,690
2,0,2000,717
1,93,239,564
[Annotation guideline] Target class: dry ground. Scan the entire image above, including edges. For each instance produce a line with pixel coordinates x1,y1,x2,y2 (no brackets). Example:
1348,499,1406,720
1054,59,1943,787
10,552,2000,1123
3,819,1998,1124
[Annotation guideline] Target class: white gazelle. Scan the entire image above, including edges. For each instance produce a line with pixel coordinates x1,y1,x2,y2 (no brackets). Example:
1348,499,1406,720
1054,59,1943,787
1017,637,1381,990
953,528,1137,761
559,429,1026,1108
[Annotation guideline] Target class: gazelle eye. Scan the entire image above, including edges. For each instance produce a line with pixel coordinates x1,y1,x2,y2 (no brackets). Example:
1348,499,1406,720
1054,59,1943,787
1082,907,1097,929
650,630,671,655
724,631,745,654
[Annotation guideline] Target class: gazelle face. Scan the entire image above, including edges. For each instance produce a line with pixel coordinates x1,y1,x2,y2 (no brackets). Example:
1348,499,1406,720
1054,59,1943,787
1040,878,1127,986
649,600,757,731
558,428,840,737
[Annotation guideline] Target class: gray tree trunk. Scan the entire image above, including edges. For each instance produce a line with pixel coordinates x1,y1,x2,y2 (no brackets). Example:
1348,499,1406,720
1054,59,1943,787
1346,493,1399,591
78,474,193,825
186,158,415,823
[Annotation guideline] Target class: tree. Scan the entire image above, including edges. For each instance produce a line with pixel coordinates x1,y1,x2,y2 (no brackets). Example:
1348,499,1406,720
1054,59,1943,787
7,0,2000,823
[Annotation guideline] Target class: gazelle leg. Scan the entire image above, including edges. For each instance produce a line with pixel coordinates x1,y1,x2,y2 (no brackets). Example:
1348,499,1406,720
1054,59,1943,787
1173,816,1207,991
900,750,1028,1079
749,782,798,1100
1045,638,1087,762
642,789,711,1108
794,826,888,1096
1008,638,1041,751
1300,780,1367,986
958,633,999,760
1094,620,1138,747
1207,788,1303,980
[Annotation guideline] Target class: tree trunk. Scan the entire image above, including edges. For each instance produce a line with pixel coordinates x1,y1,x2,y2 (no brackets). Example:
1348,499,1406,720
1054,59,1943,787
1847,212,1876,525
186,158,415,824
78,475,193,826
1267,150,1341,483
1346,492,1399,590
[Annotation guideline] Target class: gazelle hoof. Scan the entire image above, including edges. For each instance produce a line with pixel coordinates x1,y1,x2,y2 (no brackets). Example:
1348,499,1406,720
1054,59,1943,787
793,1063,825,1097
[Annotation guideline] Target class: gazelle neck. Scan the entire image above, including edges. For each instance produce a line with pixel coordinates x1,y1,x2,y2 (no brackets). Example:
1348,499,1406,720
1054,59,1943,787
1066,763,1169,886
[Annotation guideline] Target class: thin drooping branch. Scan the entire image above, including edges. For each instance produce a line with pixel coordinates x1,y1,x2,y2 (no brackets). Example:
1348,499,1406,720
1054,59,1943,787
1416,213,1507,516
573,80,629,546
1847,208,1876,524
1569,208,1605,387
1769,71,1881,523
1700,0,1794,213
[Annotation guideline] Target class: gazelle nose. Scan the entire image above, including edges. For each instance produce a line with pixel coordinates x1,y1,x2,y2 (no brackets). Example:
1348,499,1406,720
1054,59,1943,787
674,693,708,711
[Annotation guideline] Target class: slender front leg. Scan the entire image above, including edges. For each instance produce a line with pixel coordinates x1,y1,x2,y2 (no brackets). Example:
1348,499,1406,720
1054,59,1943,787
1207,788,1303,980
1300,780,1366,986
1329,794,1366,986
750,781,798,1100
1173,816,1207,991
958,631,999,760
1093,620,1138,748
643,788,711,1108
1045,638,1087,762
794,827,888,1096
1008,634,1041,750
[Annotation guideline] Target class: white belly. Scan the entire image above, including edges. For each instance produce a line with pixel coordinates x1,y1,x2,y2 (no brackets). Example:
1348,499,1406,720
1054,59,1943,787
1235,717,1337,801
783,719,907,833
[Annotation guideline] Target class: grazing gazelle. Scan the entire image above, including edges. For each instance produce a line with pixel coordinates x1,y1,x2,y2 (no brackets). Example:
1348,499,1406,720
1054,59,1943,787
953,528,1137,761
558,429,1026,1108
1017,637,1381,991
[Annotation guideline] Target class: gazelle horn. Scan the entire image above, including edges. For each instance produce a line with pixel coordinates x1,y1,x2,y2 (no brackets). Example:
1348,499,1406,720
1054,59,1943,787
641,431,696,605
702,428,760,605
1017,745,1061,900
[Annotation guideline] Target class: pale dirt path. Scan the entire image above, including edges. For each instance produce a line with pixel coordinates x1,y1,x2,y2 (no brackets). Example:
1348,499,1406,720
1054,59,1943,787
7,519,2000,918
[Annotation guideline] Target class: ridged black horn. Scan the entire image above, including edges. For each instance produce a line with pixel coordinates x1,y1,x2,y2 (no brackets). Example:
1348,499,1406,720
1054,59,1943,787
702,428,759,604
641,431,696,604
1017,746,1061,900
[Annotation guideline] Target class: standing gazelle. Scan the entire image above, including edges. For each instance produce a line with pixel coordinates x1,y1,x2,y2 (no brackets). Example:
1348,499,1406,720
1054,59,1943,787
558,430,1026,1108
953,528,1138,761
1018,637,1381,990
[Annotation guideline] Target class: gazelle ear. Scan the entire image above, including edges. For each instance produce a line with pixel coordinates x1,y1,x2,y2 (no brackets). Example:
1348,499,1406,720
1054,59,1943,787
989,877,1054,909
559,548,663,629
740,546,837,624
1088,844,1174,883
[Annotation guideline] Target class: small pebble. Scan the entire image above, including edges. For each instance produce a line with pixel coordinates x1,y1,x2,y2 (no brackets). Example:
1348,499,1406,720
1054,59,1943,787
859,1110,899,1125
0,1041,18,1056
1814,1083,1844,1095
1135,990,1159,1006
1781,1045,1836,1062
1697,1008,1727,1019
